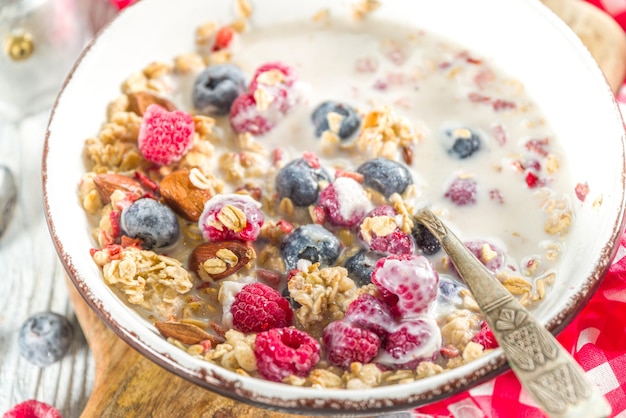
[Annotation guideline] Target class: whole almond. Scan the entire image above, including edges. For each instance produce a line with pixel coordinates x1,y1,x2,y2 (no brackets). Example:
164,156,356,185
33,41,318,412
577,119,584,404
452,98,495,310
160,169,212,222
189,240,253,281
93,173,144,203
127,91,177,116
154,321,223,345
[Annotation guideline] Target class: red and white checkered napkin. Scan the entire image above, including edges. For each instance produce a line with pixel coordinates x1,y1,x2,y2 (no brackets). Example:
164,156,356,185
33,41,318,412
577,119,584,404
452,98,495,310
415,234,626,418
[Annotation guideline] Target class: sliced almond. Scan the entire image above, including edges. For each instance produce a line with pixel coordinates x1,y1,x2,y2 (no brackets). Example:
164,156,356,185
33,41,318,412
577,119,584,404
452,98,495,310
189,240,254,281
93,173,144,203
154,321,222,345
160,169,213,222
127,91,177,116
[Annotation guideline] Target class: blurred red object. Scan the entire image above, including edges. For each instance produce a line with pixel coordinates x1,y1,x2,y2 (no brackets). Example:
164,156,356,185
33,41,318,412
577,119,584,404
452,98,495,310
585,0,626,31
109,0,136,10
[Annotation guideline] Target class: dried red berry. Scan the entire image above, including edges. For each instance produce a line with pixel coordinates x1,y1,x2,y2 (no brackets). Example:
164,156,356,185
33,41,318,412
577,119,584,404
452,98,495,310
230,283,293,333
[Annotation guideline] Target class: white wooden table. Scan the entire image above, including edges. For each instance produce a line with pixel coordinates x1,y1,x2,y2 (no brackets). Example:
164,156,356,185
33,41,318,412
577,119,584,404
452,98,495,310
0,111,95,418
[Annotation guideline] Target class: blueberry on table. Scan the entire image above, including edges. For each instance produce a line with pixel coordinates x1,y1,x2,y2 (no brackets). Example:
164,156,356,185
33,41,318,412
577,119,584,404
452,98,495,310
311,101,361,139
280,224,340,270
275,158,332,207
356,158,413,198
412,223,441,255
192,64,247,116
343,249,383,287
121,197,180,250
18,312,74,367
444,127,481,159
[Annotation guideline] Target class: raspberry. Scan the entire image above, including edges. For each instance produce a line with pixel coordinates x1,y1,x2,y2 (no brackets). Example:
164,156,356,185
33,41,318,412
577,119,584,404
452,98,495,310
359,205,414,255
344,294,394,338
318,177,371,227
230,283,293,333
3,400,62,418
471,321,499,349
378,317,441,369
248,62,298,112
137,104,194,165
254,327,320,382
444,177,477,206
229,93,275,135
322,320,381,368
371,254,439,317
449,239,504,276
198,194,264,242
212,26,235,51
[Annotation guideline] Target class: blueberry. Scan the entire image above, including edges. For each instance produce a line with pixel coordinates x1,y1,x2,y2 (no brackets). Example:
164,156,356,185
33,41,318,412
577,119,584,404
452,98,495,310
192,64,247,116
121,198,180,250
19,312,74,367
280,224,340,270
356,158,413,198
282,286,301,310
444,127,481,159
275,158,332,207
343,249,383,287
437,276,466,306
412,223,441,255
311,101,361,140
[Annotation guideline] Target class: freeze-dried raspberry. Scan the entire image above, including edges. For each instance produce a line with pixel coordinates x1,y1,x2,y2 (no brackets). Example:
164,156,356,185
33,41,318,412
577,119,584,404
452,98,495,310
318,177,371,227
322,320,381,368
444,177,477,206
371,254,439,317
449,239,504,277
229,93,275,136
198,194,264,242
344,294,394,338
230,283,293,333
471,321,499,349
137,104,194,165
248,62,298,113
378,317,441,369
359,205,414,255
3,400,62,418
254,327,320,382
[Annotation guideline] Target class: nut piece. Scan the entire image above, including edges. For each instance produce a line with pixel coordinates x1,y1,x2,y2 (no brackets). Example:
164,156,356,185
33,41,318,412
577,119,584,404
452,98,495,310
189,240,254,281
154,321,222,345
127,91,177,116
93,173,144,203
160,169,213,222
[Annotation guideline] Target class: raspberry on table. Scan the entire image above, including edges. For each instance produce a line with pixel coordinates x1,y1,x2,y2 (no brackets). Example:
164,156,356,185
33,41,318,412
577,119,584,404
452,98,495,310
471,321,499,349
198,194,264,242
317,177,372,227
322,320,381,368
18,312,74,368
3,400,62,418
344,293,394,338
444,176,478,206
371,254,439,317
378,317,442,369
359,205,414,256
230,283,293,333
254,327,320,382
137,104,195,165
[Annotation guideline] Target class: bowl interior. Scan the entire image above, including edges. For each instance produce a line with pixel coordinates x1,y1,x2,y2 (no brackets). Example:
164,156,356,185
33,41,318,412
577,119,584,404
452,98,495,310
44,0,626,414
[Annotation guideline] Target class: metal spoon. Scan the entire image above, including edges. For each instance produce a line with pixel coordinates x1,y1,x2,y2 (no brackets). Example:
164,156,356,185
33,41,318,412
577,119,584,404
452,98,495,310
0,165,17,238
414,207,611,418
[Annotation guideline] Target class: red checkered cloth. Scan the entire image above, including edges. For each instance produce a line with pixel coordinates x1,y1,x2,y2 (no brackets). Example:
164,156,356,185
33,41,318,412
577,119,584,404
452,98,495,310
415,237,626,417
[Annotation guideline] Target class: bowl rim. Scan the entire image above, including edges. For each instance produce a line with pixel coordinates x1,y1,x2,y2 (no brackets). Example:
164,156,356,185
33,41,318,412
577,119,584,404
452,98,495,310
42,0,626,414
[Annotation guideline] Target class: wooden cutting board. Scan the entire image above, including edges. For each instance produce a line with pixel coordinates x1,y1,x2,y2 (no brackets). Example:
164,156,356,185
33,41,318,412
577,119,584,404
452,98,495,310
68,2,626,417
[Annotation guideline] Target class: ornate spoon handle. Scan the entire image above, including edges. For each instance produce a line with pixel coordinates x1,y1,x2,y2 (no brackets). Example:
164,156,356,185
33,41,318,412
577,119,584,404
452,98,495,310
414,207,611,418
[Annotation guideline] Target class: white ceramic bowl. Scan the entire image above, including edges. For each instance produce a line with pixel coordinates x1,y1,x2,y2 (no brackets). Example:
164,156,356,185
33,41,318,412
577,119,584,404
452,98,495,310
44,0,626,414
